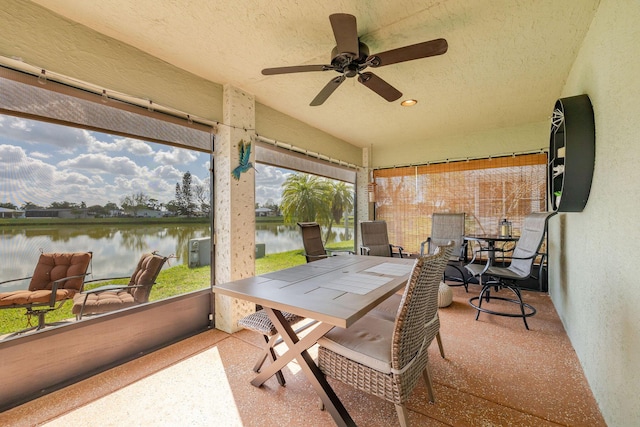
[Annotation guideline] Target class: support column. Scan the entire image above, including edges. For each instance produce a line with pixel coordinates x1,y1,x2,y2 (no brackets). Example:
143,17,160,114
214,84,256,333
356,147,374,249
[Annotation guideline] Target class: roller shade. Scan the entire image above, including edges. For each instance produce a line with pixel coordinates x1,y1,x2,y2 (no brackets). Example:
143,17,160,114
0,66,213,152
255,141,356,183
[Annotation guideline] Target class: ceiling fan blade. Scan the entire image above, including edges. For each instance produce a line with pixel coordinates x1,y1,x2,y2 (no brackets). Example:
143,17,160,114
262,65,330,75
367,38,448,67
310,75,346,106
358,72,402,102
329,13,359,57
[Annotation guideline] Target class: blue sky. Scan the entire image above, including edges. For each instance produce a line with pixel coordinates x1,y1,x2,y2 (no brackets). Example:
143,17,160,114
0,114,290,209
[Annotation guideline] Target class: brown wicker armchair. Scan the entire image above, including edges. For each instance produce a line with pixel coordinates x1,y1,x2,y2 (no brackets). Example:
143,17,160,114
0,251,93,334
317,243,453,426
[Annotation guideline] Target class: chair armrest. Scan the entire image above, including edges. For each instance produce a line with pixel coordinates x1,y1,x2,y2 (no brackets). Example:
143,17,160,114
49,273,92,306
0,276,33,287
390,244,404,258
84,276,130,285
304,253,329,261
419,238,430,256
326,249,354,256
81,284,132,294
360,246,371,255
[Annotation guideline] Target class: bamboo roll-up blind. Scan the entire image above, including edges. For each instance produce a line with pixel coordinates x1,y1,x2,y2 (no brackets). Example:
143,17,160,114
373,153,547,253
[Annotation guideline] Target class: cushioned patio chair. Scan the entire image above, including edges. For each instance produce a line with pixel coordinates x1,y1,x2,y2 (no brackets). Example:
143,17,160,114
465,212,557,329
297,222,353,263
360,220,404,257
72,252,169,320
420,212,469,291
0,251,93,333
317,243,452,426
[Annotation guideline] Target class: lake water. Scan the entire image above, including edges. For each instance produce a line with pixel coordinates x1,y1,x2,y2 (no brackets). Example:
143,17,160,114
0,222,353,291
256,223,352,254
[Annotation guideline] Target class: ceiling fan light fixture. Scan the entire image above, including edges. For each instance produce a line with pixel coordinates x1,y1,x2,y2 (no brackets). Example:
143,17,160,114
401,99,418,107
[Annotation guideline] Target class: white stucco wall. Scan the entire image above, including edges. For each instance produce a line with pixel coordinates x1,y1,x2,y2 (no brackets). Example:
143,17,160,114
548,1,640,425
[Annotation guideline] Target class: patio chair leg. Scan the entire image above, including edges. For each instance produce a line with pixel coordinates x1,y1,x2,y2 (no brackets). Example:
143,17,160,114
507,285,530,330
435,331,445,358
395,404,410,427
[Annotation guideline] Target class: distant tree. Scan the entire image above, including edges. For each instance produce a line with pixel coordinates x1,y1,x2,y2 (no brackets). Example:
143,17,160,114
0,202,18,210
20,202,42,210
263,199,281,216
121,191,149,217
49,201,78,209
175,171,196,217
194,176,211,216
147,198,161,211
164,200,180,216
104,202,119,216
88,204,109,217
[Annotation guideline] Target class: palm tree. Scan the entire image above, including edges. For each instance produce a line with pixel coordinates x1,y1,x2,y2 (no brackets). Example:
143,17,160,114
281,173,354,244
325,181,354,242
280,173,330,224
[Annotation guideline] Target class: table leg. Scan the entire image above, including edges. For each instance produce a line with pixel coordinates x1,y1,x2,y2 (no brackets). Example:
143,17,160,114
251,308,356,427
487,241,495,265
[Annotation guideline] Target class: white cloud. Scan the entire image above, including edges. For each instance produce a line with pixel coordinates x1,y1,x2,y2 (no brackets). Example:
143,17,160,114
2,117,90,154
58,153,140,175
154,147,198,165
30,151,51,159
255,163,292,205
87,134,154,156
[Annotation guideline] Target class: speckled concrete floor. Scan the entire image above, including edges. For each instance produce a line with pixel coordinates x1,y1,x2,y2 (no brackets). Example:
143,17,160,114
0,285,606,427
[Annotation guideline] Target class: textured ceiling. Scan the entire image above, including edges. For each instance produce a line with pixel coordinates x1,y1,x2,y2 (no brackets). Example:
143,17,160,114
32,0,599,150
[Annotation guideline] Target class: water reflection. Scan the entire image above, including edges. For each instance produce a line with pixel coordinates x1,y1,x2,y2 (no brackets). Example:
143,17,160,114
0,224,210,291
1,222,353,291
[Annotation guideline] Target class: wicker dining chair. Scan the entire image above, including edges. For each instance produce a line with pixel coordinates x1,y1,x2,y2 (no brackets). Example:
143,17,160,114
317,243,453,427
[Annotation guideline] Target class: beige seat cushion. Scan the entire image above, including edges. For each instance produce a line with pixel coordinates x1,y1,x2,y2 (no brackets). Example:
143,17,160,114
317,314,395,374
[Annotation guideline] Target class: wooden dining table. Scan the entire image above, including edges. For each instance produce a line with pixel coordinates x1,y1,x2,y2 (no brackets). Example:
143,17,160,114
213,254,415,427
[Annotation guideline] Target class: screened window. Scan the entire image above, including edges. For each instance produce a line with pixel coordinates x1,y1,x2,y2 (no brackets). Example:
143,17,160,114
373,153,547,253
0,66,213,336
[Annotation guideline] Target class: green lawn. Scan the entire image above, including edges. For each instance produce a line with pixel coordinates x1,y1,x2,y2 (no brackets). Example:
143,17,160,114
1,241,354,335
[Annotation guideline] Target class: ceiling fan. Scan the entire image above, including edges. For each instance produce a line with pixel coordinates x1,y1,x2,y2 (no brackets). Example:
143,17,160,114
261,13,448,106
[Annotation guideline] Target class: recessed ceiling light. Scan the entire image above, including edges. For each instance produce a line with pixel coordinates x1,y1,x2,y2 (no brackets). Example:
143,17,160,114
401,99,418,107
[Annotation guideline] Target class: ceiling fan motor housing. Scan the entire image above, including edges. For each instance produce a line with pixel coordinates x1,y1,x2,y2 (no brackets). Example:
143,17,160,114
330,41,370,77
